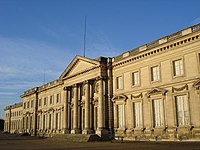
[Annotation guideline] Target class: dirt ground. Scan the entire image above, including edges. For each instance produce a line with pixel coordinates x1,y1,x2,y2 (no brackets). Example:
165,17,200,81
0,134,200,150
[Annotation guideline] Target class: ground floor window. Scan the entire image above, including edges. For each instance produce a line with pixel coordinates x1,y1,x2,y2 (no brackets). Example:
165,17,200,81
133,102,143,128
175,95,189,126
117,105,125,128
153,99,164,127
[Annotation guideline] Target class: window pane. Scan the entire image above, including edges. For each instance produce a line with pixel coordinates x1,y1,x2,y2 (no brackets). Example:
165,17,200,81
176,95,189,126
153,99,164,127
173,59,183,76
151,66,160,81
134,102,143,128
118,105,124,128
132,72,140,86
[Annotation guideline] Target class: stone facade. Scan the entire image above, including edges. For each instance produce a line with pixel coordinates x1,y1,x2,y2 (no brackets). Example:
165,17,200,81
4,23,200,140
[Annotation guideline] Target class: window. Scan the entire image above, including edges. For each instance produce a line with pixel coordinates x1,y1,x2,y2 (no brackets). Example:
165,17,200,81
175,95,189,126
153,99,164,127
132,71,140,86
55,112,60,129
31,100,34,108
116,76,123,90
56,94,60,103
133,102,143,128
27,101,30,108
151,66,160,81
38,99,42,107
117,105,125,128
50,95,54,105
24,102,26,109
173,59,183,76
49,114,52,129
44,97,48,106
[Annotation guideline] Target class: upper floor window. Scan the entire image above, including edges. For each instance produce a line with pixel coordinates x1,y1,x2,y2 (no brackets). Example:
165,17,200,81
31,100,34,108
38,99,42,107
151,66,160,82
173,59,183,76
23,102,26,109
56,93,60,103
132,71,140,86
50,95,54,105
44,97,48,106
116,76,123,90
27,101,30,108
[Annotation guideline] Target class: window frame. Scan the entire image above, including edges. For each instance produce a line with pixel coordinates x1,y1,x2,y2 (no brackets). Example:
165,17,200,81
150,65,161,82
171,57,185,78
116,75,123,90
131,70,140,87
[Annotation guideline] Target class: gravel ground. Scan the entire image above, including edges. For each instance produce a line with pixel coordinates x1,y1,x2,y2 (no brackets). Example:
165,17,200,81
0,134,200,150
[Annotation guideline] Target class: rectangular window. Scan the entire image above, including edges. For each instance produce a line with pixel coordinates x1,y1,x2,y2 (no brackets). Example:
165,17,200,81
37,116,40,129
49,114,52,129
24,102,26,109
132,71,140,86
56,94,60,103
117,105,125,128
175,95,189,126
44,97,48,106
116,76,123,90
173,59,183,76
27,101,30,108
134,102,143,128
50,95,54,105
38,99,42,107
56,113,60,129
153,99,164,127
151,66,160,81
31,100,34,108
43,115,46,129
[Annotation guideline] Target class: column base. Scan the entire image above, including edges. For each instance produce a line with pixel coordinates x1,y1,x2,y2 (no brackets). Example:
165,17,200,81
82,129,94,134
95,128,108,137
62,128,70,134
71,128,81,134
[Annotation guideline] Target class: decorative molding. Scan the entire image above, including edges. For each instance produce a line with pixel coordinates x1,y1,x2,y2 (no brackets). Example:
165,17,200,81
193,79,200,90
172,84,188,92
112,94,127,103
147,87,167,98
131,93,143,99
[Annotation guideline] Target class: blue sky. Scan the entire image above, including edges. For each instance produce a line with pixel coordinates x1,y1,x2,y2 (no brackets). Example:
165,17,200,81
0,0,199,119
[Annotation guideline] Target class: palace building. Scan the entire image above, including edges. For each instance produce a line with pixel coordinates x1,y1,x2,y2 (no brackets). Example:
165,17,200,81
4,23,200,140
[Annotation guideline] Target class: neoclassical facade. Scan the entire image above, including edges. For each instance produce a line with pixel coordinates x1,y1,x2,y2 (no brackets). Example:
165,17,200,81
4,23,200,140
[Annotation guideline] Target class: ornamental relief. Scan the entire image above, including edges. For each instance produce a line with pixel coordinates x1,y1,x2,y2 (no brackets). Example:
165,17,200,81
172,84,188,92
147,87,167,98
131,93,143,99
112,94,127,103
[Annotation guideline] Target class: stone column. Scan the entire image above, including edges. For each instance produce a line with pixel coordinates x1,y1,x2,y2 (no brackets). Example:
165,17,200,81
71,84,81,134
90,83,94,132
96,77,107,136
67,89,71,131
53,110,56,131
83,81,93,134
62,88,70,134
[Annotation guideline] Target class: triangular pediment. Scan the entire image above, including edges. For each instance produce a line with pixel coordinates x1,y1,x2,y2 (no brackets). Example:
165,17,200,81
60,55,100,79
147,87,167,97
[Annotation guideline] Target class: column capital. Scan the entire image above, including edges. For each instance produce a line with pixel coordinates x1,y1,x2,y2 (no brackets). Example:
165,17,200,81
63,86,72,91
95,76,107,81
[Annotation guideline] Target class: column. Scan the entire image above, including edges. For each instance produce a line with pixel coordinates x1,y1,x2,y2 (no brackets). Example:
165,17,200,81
90,83,94,131
53,111,56,132
71,84,81,134
62,88,70,134
67,89,71,131
83,81,93,134
96,78,108,136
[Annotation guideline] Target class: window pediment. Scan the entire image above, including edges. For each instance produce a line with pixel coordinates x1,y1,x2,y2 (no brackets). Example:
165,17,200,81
112,95,127,103
147,87,167,98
